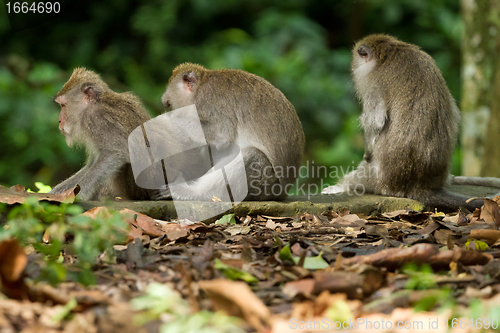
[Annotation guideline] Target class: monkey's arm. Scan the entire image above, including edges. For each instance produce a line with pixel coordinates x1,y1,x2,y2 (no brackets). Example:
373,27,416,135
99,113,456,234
50,165,91,195
359,100,387,155
50,154,126,200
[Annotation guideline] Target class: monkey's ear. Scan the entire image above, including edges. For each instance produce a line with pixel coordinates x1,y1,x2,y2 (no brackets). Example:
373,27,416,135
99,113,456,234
357,45,373,62
182,72,198,92
83,85,98,103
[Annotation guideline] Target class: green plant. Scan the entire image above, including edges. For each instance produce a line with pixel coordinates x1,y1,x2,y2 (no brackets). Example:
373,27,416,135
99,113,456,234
403,263,437,290
402,263,455,312
27,182,52,193
1,197,126,285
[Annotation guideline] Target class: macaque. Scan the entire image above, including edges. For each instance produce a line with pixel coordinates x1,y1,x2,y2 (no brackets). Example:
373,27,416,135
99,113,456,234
50,68,172,200
322,34,483,211
156,63,305,201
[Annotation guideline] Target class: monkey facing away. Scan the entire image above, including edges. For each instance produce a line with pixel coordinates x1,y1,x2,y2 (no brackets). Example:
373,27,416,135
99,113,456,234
50,68,176,200
321,34,483,211
154,63,306,201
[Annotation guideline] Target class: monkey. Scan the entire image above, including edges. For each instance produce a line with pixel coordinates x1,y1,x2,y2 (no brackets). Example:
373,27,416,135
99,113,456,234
153,63,305,201
321,34,484,212
50,67,179,201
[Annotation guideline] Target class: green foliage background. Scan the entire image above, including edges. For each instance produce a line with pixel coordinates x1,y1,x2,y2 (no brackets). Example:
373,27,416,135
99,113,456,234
0,0,462,190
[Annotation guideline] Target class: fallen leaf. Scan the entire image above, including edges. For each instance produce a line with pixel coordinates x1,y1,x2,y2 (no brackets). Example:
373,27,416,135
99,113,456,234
199,279,271,331
480,198,500,228
468,229,500,246
0,185,78,205
162,220,209,241
120,208,165,238
282,279,315,298
0,239,28,300
225,225,251,236
266,219,277,230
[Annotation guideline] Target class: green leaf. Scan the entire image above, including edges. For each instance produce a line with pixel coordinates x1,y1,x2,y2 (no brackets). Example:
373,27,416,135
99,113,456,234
292,252,329,270
465,239,489,250
280,245,328,269
34,182,52,193
214,259,258,283
51,298,77,323
39,261,67,285
216,214,236,225
279,244,293,262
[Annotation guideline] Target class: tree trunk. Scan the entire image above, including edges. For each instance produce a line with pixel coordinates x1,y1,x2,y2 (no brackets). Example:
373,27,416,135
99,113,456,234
481,56,500,176
461,0,500,176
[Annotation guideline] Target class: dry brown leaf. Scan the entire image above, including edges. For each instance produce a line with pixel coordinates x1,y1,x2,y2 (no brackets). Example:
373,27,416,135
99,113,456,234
343,243,438,269
330,214,365,227
433,229,454,245
82,206,113,219
120,208,165,238
265,219,277,230
480,198,500,228
0,185,78,205
468,229,500,246
313,271,365,299
343,243,492,270
427,247,492,268
162,220,208,241
0,239,28,300
261,215,293,221
382,209,410,218
225,225,251,236
84,207,171,242
199,279,271,331
282,279,315,298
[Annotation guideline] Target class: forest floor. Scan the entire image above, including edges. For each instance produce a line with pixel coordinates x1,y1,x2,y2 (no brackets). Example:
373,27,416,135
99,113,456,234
1,185,500,333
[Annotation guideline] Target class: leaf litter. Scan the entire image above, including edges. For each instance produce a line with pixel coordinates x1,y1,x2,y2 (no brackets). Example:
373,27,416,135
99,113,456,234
2,190,500,331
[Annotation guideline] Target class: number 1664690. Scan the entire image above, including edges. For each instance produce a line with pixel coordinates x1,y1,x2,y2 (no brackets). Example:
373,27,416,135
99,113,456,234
6,2,60,14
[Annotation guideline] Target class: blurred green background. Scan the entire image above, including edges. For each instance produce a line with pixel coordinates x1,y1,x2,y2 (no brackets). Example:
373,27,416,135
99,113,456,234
0,0,462,191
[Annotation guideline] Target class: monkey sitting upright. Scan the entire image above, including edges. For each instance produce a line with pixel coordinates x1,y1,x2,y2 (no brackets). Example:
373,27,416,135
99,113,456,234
50,68,179,200
51,66,305,202
154,63,306,201
322,34,483,211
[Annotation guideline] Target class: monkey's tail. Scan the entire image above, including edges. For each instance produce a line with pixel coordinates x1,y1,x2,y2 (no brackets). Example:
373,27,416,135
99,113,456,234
450,175,500,188
423,189,484,213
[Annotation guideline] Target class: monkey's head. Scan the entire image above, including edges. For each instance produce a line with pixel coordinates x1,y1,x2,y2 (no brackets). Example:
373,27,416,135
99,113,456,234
54,68,109,146
162,63,206,111
351,34,408,74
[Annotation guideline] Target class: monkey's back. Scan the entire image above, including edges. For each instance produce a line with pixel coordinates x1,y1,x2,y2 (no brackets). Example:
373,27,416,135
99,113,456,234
373,45,459,198
90,91,162,200
194,69,305,187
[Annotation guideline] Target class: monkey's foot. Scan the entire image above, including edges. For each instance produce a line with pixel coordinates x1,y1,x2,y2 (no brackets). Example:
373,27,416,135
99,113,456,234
321,185,344,195
150,186,172,200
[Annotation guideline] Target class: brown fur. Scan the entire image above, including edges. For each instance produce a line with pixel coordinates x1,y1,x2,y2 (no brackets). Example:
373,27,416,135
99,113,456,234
323,35,482,211
51,68,158,200
160,63,305,201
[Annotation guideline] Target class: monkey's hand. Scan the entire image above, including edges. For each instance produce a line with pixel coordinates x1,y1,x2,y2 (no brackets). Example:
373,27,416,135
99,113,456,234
321,185,345,195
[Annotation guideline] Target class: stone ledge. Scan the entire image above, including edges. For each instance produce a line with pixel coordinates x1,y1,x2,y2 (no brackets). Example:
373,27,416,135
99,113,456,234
77,194,422,222
76,184,499,222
